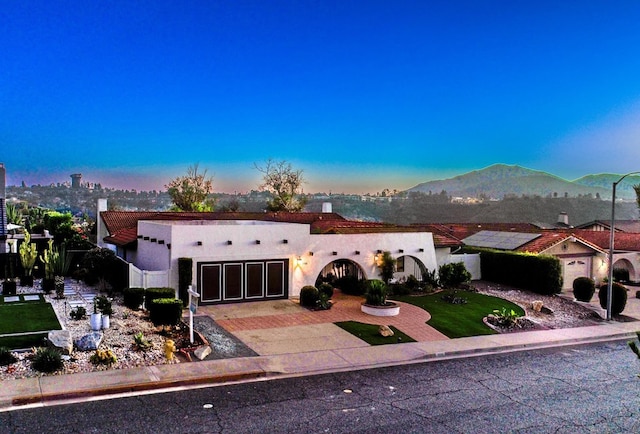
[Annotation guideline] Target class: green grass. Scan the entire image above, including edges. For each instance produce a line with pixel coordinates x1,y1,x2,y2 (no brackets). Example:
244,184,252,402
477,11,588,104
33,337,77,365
0,301,62,349
335,321,416,345
394,290,525,338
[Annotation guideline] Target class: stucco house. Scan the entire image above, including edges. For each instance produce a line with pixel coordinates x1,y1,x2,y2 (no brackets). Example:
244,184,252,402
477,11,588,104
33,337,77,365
98,204,465,305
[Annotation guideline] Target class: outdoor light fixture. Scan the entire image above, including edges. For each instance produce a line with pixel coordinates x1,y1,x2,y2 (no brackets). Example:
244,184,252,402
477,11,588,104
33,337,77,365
167,243,171,249
355,250,360,255
606,171,640,320
196,241,202,246
150,238,157,243
398,249,404,253
283,239,288,244
256,240,261,245
308,251,314,256
332,251,338,256
227,240,233,245
137,235,143,239
158,240,165,245
143,236,150,240
418,248,424,252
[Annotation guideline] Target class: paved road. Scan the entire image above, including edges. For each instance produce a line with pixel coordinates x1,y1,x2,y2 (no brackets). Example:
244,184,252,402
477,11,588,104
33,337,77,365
1,341,638,433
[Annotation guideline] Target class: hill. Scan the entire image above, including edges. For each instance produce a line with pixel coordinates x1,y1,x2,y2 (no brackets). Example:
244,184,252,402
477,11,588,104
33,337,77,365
407,164,627,200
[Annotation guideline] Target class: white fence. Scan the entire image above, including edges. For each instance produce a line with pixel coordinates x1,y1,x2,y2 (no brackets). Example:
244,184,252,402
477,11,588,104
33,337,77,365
444,253,481,280
128,264,169,289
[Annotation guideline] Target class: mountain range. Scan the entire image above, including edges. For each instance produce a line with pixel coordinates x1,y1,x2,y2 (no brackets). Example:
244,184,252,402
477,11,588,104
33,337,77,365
407,164,640,201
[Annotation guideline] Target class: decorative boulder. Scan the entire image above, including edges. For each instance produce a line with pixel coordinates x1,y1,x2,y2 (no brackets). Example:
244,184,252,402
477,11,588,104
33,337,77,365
378,325,394,337
47,330,73,355
531,301,543,312
194,345,212,361
74,332,104,351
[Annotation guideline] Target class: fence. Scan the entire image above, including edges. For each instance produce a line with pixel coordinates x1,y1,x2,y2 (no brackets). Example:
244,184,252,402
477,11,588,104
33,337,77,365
128,263,169,289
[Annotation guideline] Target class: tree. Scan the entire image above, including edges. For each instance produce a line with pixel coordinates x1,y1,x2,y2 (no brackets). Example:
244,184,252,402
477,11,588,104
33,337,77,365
255,159,306,212
165,164,215,211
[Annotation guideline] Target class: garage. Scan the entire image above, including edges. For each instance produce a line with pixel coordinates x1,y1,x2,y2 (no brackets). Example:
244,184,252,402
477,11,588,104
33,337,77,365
198,259,289,304
562,257,591,290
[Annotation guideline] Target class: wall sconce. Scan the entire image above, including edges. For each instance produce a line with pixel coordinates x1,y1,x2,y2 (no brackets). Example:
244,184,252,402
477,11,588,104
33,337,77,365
227,240,233,245
256,240,261,245
196,241,203,246
398,249,404,253
150,238,157,243
143,236,150,241
283,239,288,244
158,240,165,245
418,248,424,252
332,251,338,256
355,250,360,255
376,249,382,254
296,256,303,266
308,251,314,256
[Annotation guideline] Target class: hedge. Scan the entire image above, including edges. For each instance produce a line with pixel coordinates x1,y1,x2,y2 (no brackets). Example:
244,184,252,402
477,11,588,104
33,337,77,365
123,287,145,310
178,257,193,307
148,298,183,326
466,248,562,295
145,287,177,308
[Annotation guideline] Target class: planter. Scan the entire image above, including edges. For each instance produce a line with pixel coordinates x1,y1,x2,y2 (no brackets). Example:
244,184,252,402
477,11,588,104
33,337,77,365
2,280,17,296
42,278,55,294
361,301,400,317
20,275,34,287
90,313,103,331
54,276,65,299
101,315,110,329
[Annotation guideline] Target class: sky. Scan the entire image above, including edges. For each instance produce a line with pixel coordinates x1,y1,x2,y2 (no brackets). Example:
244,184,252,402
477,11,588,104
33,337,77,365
2,1,640,194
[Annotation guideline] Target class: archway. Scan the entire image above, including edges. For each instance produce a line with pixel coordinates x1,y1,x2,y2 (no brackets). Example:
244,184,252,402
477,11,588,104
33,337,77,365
395,255,429,282
612,258,636,282
316,259,367,295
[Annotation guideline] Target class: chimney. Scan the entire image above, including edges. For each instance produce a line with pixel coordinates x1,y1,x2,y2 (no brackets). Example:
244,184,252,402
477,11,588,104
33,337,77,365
96,198,108,247
558,212,569,226
322,202,332,213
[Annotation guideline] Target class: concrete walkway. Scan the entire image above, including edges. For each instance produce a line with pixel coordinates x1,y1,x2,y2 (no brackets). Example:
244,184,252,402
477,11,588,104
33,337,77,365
2,292,640,411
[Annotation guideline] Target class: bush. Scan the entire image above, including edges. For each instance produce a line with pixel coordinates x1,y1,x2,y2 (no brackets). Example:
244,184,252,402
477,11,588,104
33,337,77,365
178,257,193,306
0,347,17,366
438,262,472,289
145,287,177,308
95,295,113,316
405,275,421,291
572,277,595,302
390,283,411,296
149,298,183,326
123,287,145,310
299,285,319,308
69,306,87,320
365,279,388,306
31,347,63,373
598,283,628,316
318,283,334,299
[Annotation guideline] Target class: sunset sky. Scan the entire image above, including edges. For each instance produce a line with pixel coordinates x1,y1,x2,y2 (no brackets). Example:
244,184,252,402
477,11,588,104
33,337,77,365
2,1,640,193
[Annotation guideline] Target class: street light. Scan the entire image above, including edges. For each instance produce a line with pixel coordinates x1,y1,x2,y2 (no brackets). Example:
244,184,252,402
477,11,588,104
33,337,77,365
606,171,640,320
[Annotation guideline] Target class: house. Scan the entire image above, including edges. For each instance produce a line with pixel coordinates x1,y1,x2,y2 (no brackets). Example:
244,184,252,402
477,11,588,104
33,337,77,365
98,203,465,305
436,222,640,289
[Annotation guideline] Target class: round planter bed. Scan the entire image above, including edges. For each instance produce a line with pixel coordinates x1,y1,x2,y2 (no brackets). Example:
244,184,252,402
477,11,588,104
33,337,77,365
361,301,400,317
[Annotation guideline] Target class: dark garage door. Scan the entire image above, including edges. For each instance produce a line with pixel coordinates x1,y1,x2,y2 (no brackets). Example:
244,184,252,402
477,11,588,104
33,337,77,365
198,259,288,304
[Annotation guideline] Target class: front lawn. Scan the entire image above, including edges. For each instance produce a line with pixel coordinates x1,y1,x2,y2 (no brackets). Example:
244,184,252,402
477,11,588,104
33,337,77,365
335,321,416,345
395,289,524,338
0,300,62,349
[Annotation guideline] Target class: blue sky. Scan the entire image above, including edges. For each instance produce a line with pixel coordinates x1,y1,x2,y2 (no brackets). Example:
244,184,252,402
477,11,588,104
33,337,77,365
2,1,640,193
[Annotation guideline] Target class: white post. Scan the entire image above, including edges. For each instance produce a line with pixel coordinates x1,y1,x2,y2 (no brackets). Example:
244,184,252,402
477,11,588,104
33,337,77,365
188,285,200,344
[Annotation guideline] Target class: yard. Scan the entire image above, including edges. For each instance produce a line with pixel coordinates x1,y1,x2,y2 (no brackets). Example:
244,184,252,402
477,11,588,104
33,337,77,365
0,295,62,349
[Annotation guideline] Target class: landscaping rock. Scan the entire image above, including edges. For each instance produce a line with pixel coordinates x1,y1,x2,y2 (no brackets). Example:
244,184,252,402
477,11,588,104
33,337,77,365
532,300,543,312
47,330,73,355
74,332,104,351
194,345,212,360
378,325,394,337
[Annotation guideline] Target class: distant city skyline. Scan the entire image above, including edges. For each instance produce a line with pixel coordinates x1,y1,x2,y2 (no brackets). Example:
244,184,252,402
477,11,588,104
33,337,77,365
2,1,640,193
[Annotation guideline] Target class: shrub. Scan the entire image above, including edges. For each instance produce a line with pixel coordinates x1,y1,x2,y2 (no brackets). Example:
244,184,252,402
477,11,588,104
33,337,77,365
178,257,193,306
133,332,153,351
390,283,411,296
598,283,628,316
422,269,439,288
299,285,319,308
123,287,145,310
0,347,17,366
149,298,183,326
405,275,421,291
90,348,117,366
318,282,334,299
69,306,87,320
31,347,63,373
438,262,472,289
145,287,177,308
572,277,595,302
377,251,396,284
94,295,113,316
365,279,388,306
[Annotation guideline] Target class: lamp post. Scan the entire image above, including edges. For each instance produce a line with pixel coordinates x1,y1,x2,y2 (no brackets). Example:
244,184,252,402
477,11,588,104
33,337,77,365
606,171,640,320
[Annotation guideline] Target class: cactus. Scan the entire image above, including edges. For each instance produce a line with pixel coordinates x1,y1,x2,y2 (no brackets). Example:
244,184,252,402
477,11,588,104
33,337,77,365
39,239,58,280
19,231,38,277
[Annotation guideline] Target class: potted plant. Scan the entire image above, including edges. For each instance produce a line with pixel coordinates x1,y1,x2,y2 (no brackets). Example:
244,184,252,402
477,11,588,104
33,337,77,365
2,254,18,296
39,240,57,294
90,299,102,331
52,244,71,299
361,279,400,317
19,230,38,287
95,295,113,329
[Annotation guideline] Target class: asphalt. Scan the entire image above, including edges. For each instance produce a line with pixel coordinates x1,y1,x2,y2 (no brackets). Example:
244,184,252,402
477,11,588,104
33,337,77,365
2,290,640,411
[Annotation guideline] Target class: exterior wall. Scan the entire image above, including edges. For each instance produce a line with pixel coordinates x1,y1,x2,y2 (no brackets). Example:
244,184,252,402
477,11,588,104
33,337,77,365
540,238,607,288
444,253,482,280
611,252,640,282
133,220,439,299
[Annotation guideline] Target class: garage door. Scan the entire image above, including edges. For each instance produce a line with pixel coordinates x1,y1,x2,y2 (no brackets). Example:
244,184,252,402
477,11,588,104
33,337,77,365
563,257,591,290
198,259,289,304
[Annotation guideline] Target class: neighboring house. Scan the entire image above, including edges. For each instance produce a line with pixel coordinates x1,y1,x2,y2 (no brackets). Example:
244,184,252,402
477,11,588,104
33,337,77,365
437,222,640,289
576,220,640,233
98,205,463,305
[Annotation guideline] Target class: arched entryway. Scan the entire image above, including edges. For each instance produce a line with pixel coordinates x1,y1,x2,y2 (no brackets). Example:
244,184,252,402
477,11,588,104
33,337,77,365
612,258,636,282
395,255,429,281
316,259,367,294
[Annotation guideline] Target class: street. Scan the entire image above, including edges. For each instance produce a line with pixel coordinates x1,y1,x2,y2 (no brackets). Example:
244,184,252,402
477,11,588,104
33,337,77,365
1,341,638,433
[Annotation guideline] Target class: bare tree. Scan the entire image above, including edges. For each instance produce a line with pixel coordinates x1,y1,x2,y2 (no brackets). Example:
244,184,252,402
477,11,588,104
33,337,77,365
255,159,306,212
165,164,215,212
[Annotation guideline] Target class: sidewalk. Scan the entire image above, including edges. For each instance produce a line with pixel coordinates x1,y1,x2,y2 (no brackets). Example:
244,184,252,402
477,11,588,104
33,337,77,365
2,294,639,411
